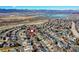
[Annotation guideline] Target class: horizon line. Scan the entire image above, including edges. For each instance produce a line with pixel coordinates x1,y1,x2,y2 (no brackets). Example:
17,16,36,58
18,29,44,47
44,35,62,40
0,6,79,10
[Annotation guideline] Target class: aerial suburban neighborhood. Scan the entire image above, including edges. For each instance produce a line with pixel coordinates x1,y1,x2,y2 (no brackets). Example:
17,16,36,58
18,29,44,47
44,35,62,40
0,6,79,52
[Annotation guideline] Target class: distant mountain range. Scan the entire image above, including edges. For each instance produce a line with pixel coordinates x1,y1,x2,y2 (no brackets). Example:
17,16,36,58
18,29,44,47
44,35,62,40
0,9,79,14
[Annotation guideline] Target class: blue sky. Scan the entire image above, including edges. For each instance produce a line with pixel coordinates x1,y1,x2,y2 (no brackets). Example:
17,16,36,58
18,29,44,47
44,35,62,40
0,6,79,10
